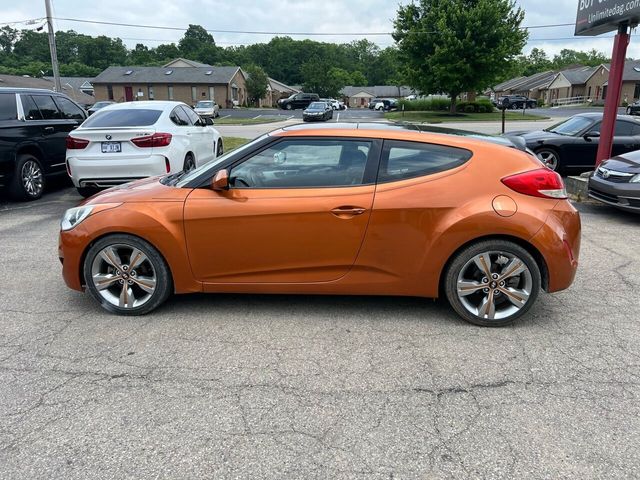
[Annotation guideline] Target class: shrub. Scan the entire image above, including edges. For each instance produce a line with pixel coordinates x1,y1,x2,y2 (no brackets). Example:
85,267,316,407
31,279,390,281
464,104,475,113
399,97,494,113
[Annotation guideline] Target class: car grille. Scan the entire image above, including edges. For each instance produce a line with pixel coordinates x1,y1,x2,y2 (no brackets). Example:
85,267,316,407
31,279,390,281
595,167,635,183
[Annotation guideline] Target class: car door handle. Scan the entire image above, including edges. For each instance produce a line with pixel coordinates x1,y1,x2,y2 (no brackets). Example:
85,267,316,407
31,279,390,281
44,126,55,133
331,206,367,218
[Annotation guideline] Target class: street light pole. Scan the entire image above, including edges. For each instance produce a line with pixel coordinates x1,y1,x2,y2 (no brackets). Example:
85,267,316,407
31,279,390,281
44,0,61,92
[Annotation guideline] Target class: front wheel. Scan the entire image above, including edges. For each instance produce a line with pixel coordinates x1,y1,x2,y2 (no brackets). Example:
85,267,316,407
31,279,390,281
444,240,541,327
83,234,172,316
10,154,45,201
285,103,292,110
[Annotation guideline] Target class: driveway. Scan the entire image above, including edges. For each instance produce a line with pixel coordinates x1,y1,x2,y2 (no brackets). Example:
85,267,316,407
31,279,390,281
0,186,639,479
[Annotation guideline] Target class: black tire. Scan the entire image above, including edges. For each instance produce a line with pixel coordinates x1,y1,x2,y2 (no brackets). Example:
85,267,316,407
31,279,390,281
217,139,223,157
182,153,196,173
444,240,541,327
9,153,45,201
77,187,100,198
83,234,173,316
285,103,292,110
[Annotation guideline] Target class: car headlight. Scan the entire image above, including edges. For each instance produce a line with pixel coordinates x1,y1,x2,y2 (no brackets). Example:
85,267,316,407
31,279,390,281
631,174,640,183
60,203,121,231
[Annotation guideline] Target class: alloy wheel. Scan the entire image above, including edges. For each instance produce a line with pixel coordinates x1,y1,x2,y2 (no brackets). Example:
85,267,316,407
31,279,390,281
456,251,533,321
91,244,157,309
536,150,559,170
184,154,195,172
21,160,44,197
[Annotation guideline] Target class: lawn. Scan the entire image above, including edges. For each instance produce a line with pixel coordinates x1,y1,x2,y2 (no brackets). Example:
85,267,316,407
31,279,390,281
214,116,286,125
385,111,549,123
222,136,249,152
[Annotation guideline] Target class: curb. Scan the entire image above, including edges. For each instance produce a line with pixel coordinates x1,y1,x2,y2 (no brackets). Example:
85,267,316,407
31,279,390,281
565,172,599,203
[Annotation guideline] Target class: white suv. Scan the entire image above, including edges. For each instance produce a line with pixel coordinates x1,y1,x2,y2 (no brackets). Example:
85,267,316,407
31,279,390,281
66,101,222,197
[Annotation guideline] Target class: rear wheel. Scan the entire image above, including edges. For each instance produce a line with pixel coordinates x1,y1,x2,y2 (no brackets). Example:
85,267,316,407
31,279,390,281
183,153,196,173
285,104,292,110
444,240,541,327
217,139,223,157
83,234,172,316
535,148,560,171
9,154,45,201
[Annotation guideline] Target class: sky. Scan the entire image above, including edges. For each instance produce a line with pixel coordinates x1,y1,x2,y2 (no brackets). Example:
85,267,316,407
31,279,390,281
1,0,636,59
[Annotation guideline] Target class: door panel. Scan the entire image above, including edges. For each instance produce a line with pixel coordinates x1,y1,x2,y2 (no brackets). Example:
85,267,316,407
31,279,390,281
184,186,374,284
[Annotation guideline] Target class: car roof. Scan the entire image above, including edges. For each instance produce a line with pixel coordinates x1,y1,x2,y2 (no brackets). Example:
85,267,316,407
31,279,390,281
274,122,526,150
0,87,69,95
100,100,185,110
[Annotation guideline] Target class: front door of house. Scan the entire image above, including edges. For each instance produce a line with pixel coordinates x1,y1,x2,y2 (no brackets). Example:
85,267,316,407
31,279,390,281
124,86,133,102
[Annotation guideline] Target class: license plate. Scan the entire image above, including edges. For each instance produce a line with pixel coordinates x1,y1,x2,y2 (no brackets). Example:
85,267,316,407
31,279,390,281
101,142,121,153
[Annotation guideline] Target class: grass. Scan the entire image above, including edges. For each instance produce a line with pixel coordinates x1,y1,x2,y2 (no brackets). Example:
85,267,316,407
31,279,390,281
385,111,549,123
222,137,249,152
214,116,286,125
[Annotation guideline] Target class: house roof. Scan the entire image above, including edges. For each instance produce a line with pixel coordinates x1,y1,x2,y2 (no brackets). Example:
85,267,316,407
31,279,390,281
340,85,415,97
0,74,95,105
559,66,598,85
493,76,527,92
44,76,94,90
268,77,300,94
162,58,212,68
92,66,243,84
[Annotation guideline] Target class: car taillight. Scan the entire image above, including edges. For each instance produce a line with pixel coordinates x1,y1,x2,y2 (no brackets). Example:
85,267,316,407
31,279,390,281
131,133,172,148
66,136,89,149
501,168,567,199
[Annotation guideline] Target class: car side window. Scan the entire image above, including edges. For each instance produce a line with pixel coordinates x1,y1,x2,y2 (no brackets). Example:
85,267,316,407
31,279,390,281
54,96,85,120
31,95,62,120
170,106,190,126
378,140,472,183
614,121,633,136
181,106,202,126
0,93,17,120
230,139,372,188
20,95,43,120
632,124,640,136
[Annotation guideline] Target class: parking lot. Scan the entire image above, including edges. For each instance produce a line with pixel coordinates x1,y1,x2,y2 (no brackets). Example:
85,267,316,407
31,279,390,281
1,181,639,478
217,107,385,122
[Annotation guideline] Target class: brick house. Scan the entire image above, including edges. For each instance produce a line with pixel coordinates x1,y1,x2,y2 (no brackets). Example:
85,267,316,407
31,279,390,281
340,86,416,108
92,64,248,107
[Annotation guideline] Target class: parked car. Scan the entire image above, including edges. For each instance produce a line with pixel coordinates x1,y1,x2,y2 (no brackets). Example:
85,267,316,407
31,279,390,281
588,150,640,213
338,100,347,110
626,101,640,115
326,99,341,110
509,113,640,173
87,101,116,116
65,101,222,197
0,87,87,200
368,98,382,109
194,100,220,118
495,95,537,110
371,99,398,111
277,93,319,110
58,122,580,327
302,102,333,122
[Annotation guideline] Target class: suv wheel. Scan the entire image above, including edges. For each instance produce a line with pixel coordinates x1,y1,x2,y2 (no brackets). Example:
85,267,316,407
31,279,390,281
285,103,292,110
10,154,45,201
444,240,541,327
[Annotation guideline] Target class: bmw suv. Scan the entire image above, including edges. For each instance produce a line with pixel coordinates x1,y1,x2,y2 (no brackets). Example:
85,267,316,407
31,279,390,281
0,88,87,200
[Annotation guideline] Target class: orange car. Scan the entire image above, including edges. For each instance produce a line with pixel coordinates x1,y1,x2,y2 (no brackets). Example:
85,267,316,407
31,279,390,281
58,124,580,326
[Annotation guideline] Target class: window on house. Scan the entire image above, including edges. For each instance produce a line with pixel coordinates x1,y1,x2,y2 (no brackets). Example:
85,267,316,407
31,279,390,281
587,86,592,98
107,85,114,100
148,85,154,100
168,85,174,100
602,86,608,100
191,86,197,102
634,83,640,99
232,86,238,101
209,86,215,101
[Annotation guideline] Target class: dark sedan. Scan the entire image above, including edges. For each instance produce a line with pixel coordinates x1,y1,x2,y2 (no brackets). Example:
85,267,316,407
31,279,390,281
589,151,640,213
626,101,640,115
510,113,640,173
302,102,333,122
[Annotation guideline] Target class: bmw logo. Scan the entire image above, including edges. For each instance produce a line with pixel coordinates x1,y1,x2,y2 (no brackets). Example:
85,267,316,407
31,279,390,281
105,134,112,140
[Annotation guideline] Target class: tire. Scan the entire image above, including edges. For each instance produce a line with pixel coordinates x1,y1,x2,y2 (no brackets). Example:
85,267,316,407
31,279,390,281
285,103,292,110
182,153,196,173
77,187,100,198
444,240,541,327
216,138,223,157
83,234,173,316
535,147,561,172
9,154,45,201
509,103,517,110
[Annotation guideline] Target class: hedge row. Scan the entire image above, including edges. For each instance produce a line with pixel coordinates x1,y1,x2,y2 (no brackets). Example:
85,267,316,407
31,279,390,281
398,98,495,113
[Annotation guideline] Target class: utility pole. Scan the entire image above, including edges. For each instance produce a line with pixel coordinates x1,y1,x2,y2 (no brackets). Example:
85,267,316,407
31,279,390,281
44,0,61,92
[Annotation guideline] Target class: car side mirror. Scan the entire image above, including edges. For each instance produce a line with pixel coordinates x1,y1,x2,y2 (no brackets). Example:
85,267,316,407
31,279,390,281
204,117,214,126
211,169,229,190
584,131,600,140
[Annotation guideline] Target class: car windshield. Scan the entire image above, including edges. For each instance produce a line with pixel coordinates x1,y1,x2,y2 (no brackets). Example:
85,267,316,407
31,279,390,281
82,109,163,127
93,102,112,108
308,102,325,109
545,116,594,136
175,134,268,187
196,101,213,108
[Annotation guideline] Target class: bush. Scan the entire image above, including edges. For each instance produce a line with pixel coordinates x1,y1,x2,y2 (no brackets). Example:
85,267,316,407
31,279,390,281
464,104,475,113
399,97,494,113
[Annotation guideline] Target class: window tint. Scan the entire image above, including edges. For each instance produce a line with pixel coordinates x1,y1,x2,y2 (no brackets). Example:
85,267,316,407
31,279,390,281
379,140,471,182
632,123,640,136
230,139,371,188
0,93,17,120
170,107,190,126
181,106,202,126
82,109,162,127
31,95,61,120
20,95,42,120
54,96,85,120
614,121,633,136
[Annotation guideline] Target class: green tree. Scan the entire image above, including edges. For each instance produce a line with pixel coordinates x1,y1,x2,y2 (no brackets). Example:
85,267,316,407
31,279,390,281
0,26,18,54
245,64,269,106
393,0,527,112
350,70,367,87
178,24,221,63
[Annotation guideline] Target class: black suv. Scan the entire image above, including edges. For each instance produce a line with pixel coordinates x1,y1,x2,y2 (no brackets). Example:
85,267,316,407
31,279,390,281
277,93,320,110
0,88,87,200
495,95,537,110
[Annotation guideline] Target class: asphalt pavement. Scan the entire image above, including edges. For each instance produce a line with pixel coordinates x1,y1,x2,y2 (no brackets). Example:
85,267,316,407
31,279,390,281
1,183,639,479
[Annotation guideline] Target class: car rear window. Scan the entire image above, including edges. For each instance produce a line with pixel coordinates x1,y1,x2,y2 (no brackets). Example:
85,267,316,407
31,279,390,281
82,109,162,127
0,93,17,120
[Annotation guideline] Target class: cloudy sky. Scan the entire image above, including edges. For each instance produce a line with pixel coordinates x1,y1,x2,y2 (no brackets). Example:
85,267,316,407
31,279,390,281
1,0,636,58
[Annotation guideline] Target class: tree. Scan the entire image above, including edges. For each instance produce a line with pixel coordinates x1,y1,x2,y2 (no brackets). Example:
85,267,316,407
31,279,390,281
0,26,18,54
245,65,269,106
178,24,221,63
350,70,367,87
393,0,528,112
301,59,352,97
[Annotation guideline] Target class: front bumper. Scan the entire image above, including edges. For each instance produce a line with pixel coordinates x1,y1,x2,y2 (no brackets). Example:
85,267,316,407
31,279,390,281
67,154,168,188
303,114,325,121
588,175,640,213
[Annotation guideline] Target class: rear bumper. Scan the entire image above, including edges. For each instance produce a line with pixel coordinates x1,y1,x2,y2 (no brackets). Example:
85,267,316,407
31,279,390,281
588,176,640,212
67,154,168,187
530,200,581,293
